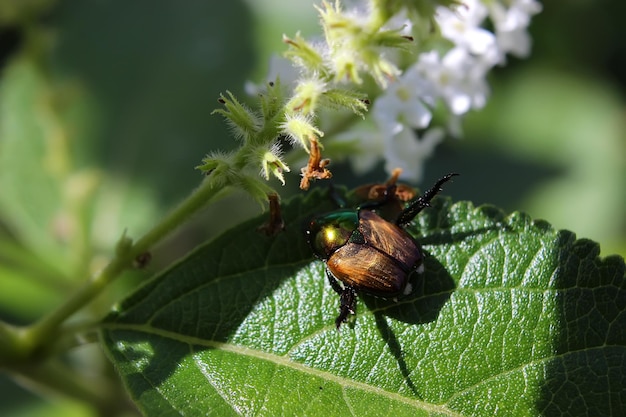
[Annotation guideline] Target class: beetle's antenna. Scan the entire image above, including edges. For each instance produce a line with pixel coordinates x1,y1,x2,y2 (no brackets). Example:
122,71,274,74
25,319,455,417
328,182,348,208
395,173,459,226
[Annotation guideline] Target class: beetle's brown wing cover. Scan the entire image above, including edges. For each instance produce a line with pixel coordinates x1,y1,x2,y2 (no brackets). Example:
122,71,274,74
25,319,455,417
358,210,422,271
327,243,407,296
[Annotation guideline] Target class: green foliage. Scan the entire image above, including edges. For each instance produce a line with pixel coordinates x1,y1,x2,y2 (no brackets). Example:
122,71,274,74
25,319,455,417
0,1,624,416
0,57,72,273
0,0,259,414
102,189,626,416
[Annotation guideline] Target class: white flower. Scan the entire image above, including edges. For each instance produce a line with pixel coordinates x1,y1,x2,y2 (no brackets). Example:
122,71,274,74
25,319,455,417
416,48,490,115
336,126,385,175
436,0,499,65
489,0,543,58
339,122,445,181
383,127,445,181
372,65,433,136
490,0,542,33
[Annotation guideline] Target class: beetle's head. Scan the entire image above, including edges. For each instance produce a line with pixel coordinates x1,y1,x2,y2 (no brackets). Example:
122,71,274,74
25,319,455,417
305,209,359,260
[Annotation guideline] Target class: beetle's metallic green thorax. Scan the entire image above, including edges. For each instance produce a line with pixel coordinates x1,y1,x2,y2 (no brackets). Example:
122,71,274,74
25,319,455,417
306,209,359,259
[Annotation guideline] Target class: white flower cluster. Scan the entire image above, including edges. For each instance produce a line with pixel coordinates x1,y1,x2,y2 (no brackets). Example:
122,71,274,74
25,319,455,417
245,0,542,187
368,0,542,180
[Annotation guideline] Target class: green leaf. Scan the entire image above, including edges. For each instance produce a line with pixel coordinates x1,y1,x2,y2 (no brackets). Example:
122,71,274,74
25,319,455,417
101,190,626,416
0,57,70,273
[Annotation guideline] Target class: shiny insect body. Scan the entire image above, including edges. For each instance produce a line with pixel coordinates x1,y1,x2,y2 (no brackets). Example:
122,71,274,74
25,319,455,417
305,173,458,328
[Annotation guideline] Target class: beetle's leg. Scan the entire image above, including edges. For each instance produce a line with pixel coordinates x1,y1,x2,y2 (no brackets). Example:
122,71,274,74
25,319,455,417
396,173,458,226
328,182,347,208
326,268,344,295
336,286,357,329
325,269,357,329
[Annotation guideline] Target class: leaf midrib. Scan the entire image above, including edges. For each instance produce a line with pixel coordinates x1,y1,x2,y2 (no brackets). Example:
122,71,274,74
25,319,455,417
102,323,465,417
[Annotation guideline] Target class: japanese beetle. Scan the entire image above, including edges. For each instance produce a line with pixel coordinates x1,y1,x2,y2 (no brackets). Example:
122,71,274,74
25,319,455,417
305,173,458,328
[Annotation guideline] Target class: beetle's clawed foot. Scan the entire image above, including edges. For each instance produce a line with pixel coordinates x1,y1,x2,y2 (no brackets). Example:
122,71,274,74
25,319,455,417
395,172,459,226
335,286,357,330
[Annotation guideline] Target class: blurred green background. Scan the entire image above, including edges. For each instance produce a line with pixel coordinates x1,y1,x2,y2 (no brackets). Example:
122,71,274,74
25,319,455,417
0,0,624,415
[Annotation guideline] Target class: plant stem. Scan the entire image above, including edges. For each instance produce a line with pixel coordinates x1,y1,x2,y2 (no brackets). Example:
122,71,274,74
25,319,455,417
17,177,227,357
10,360,114,408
